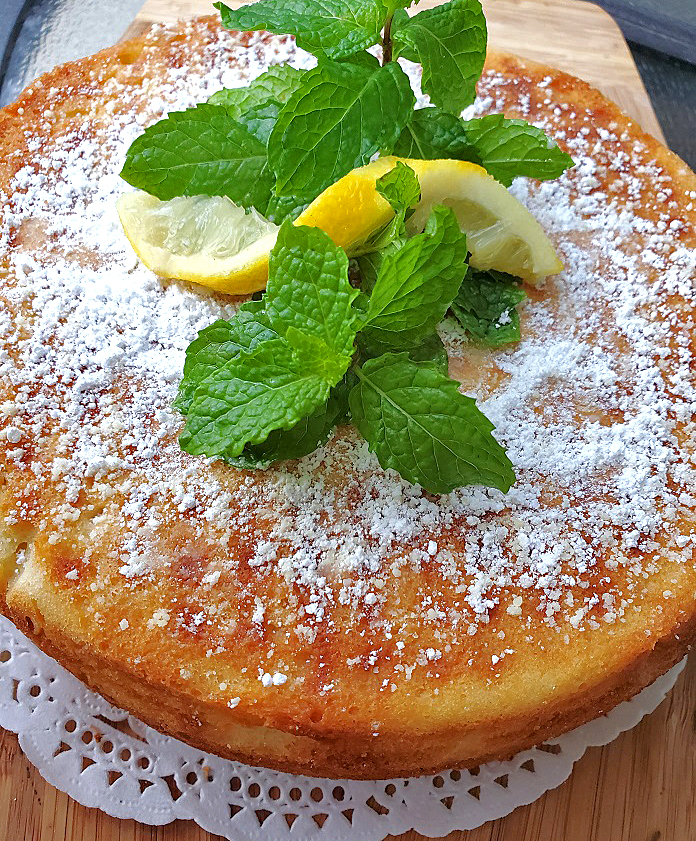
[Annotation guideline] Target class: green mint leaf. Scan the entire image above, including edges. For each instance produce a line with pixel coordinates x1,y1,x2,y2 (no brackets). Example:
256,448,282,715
208,65,306,112
358,330,449,371
451,268,526,346
286,326,353,383
177,225,358,459
392,0,486,114
227,381,348,467
215,0,386,60
120,104,273,210
375,161,421,212
339,50,382,70
362,205,469,349
264,193,309,224
179,338,331,458
393,106,477,159
221,99,282,145
394,109,574,186
266,223,359,358
356,248,390,291
350,353,515,493
406,331,448,370
207,66,308,145
175,300,278,415
458,114,575,186
269,60,415,199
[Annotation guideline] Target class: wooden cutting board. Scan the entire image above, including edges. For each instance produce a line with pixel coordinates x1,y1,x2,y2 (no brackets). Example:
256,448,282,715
1,2,690,841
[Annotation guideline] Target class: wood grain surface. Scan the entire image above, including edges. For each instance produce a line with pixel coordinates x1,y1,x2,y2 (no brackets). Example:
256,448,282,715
0,1,688,840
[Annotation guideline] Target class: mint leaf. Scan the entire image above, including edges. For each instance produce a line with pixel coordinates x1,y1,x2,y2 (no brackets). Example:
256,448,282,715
459,115,574,186
120,104,273,210
375,160,420,212
269,60,414,199
350,353,514,493
221,99,282,145
359,330,449,371
394,109,574,186
286,326,352,383
392,0,486,114
356,246,395,291
216,0,386,60
174,300,277,415
207,66,307,145
179,338,332,457
451,268,526,346
362,206,469,349
177,226,358,458
208,65,306,111
405,331,448,370
339,50,381,70
226,382,348,467
393,106,477,159
264,193,309,224
266,223,359,358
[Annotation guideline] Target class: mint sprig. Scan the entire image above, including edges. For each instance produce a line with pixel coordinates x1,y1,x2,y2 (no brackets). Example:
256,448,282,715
119,0,580,493
178,210,514,493
123,0,573,222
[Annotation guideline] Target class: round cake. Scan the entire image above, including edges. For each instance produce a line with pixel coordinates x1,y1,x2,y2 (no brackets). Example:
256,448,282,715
0,17,694,779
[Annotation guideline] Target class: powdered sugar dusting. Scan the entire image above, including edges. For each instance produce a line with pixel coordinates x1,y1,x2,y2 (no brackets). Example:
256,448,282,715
1,24,695,699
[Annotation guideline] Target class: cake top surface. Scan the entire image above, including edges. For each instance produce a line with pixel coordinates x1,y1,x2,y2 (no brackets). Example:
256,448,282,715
0,18,695,725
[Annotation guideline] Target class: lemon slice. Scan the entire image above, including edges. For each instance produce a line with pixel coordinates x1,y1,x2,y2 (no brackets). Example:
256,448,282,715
116,192,278,294
400,158,563,282
118,157,561,294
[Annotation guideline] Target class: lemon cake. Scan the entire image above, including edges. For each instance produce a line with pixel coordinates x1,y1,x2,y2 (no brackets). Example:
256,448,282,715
0,18,694,778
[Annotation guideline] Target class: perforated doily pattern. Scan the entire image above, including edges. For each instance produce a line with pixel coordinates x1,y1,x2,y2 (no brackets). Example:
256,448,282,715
0,617,684,840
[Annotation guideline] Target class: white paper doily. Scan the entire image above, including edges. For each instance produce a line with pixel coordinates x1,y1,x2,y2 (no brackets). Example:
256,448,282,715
0,616,684,839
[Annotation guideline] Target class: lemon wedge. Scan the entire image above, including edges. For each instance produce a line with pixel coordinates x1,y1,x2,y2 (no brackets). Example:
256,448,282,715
400,158,563,282
118,157,562,294
116,192,279,294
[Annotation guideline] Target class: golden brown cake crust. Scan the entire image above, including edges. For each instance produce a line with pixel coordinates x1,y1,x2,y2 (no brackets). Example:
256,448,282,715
0,18,695,779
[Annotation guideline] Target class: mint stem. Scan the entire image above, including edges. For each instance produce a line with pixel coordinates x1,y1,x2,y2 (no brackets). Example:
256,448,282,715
382,13,393,65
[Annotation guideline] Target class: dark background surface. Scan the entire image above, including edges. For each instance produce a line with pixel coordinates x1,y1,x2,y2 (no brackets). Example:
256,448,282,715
598,0,696,63
0,0,695,168
629,41,696,168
